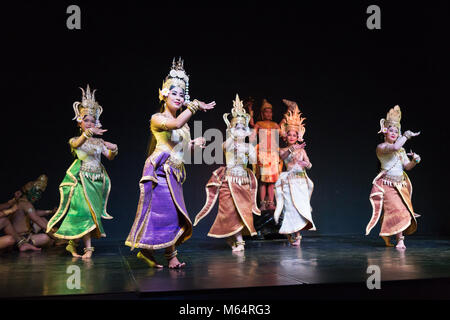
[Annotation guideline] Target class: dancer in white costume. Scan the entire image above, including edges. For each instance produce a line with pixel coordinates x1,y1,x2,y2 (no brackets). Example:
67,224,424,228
274,101,316,246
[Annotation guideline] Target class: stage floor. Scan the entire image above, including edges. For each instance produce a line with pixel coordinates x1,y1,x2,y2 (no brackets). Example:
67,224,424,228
1,235,450,299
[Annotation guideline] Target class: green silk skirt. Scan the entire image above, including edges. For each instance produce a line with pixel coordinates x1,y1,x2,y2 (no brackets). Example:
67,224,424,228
47,159,113,239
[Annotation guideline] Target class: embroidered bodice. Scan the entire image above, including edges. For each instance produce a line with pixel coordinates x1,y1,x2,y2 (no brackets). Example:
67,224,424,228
151,113,191,162
224,140,249,176
284,148,305,173
71,137,106,174
377,148,407,177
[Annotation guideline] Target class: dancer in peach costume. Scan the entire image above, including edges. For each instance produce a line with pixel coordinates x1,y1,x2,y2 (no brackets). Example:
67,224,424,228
366,105,421,249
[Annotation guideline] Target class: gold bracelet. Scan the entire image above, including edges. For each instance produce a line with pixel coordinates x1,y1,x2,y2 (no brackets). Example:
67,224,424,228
187,105,196,114
160,117,168,131
187,103,198,114
187,100,200,114
83,129,93,138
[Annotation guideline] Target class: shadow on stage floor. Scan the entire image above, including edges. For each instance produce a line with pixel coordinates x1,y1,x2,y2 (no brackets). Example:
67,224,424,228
1,235,450,300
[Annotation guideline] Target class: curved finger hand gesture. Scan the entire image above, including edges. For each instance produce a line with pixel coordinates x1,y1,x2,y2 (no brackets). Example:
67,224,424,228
407,149,421,160
198,100,216,112
404,130,421,138
293,142,306,151
91,127,108,136
191,137,206,148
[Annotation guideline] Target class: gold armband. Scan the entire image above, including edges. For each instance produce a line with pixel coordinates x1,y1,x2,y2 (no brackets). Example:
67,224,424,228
109,147,119,158
3,204,18,216
160,117,168,131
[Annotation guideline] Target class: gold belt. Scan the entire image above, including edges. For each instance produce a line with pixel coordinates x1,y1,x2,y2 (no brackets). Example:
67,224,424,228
80,163,102,173
288,171,306,178
381,174,406,187
280,171,306,186
225,169,250,185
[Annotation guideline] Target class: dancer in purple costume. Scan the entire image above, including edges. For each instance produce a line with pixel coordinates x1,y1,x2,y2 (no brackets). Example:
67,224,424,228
125,58,215,268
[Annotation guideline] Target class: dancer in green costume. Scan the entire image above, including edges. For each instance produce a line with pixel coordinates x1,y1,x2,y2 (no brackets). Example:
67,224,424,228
47,85,118,259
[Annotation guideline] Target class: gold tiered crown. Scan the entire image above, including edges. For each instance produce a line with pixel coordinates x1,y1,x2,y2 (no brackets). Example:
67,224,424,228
378,105,402,134
223,94,251,128
72,85,103,127
159,57,190,102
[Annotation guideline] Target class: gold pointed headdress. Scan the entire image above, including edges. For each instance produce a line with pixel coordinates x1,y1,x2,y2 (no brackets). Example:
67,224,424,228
72,85,103,127
281,99,306,141
159,57,190,102
261,98,272,111
378,105,401,134
259,98,272,118
223,94,251,129
22,174,48,193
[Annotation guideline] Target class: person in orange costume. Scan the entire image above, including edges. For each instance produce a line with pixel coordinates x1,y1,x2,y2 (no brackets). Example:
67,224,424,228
251,99,281,211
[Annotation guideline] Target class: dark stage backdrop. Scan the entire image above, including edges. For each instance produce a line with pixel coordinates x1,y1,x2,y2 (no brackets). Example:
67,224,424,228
1,1,449,241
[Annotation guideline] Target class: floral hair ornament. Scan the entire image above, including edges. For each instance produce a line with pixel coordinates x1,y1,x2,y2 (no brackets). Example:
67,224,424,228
378,105,402,135
159,57,190,103
72,84,103,128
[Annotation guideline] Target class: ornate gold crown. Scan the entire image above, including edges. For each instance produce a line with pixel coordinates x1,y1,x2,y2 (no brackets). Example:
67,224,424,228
281,102,306,141
72,85,103,127
378,105,402,134
223,94,251,128
159,57,190,102
22,174,48,193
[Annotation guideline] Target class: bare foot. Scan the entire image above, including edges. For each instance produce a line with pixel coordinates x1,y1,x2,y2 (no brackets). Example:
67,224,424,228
267,202,276,210
168,256,186,269
82,250,93,259
232,244,245,252
226,238,237,250
260,202,267,211
396,240,406,250
19,243,41,252
66,241,81,257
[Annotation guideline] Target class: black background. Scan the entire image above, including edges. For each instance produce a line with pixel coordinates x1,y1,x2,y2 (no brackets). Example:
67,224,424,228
1,1,449,240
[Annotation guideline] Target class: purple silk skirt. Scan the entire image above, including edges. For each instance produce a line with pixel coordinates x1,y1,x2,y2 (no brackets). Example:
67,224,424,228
125,152,192,250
